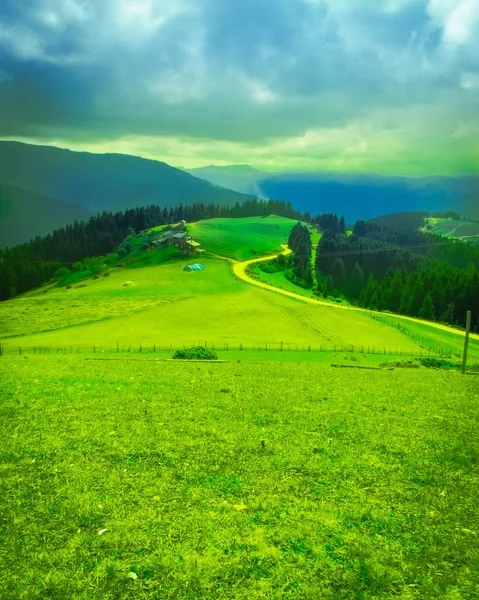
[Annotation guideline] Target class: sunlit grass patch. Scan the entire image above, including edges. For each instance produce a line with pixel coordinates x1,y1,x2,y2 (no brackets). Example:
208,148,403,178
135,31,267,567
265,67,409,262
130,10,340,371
188,216,299,260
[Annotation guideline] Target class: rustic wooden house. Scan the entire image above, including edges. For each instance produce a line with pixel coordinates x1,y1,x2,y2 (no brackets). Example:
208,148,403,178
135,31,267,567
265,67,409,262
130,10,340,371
179,239,201,255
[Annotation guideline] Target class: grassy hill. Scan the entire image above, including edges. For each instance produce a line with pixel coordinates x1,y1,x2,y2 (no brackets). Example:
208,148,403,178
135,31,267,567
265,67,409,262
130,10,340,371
2,215,478,364
0,256,423,354
0,182,93,248
421,217,479,243
2,215,478,599
188,216,297,260
0,142,252,215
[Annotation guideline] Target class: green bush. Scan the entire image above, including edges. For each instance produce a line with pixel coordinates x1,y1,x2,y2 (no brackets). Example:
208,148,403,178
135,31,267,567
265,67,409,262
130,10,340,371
380,359,420,369
418,357,459,369
172,346,218,360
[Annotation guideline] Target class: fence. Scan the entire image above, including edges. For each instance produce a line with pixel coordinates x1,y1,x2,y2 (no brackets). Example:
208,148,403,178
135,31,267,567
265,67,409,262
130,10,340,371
365,312,461,357
0,340,448,358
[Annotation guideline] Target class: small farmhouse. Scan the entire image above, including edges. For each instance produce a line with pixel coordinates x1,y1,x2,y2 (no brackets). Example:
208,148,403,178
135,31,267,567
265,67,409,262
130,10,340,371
172,232,188,243
152,225,201,255
179,239,201,255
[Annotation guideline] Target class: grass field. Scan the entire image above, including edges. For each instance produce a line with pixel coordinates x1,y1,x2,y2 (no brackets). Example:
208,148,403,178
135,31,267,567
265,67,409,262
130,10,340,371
0,257,424,354
421,218,479,242
188,217,300,260
252,267,479,363
1,355,478,599
369,313,479,363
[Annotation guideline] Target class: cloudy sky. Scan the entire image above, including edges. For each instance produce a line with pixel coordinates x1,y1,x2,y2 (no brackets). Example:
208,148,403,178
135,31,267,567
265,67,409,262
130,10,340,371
0,0,478,173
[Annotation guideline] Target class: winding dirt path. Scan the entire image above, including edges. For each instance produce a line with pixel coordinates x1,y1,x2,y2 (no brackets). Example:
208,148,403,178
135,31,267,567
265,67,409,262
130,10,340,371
215,245,479,342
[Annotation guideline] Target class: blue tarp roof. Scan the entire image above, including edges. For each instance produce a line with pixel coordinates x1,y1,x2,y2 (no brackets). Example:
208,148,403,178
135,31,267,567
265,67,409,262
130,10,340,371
183,263,205,271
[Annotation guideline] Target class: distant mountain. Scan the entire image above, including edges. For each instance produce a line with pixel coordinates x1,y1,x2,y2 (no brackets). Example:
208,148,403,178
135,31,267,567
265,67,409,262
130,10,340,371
187,165,267,196
188,166,479,222
0,182,93,248
0,142,253,215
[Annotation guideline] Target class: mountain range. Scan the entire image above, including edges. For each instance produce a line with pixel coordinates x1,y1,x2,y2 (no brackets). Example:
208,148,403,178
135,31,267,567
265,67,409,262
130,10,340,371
0,142,251,247
1,141,478,248
188,166,479,222
0,183,93,249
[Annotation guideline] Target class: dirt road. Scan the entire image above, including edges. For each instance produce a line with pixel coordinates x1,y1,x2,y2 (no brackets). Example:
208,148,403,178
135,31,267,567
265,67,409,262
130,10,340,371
225,246,479,342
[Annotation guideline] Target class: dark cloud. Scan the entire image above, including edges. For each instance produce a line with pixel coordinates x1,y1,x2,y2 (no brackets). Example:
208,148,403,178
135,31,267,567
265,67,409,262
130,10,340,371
0,0,478,160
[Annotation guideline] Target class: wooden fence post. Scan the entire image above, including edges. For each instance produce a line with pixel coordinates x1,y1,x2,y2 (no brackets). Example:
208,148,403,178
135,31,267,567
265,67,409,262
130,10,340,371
461,311,472,374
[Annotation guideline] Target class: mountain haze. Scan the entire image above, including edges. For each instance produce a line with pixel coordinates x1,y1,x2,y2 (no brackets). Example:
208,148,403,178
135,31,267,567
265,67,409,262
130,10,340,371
0,142,252,216
187,165,267,197
188,166,479,222
0,183,93,248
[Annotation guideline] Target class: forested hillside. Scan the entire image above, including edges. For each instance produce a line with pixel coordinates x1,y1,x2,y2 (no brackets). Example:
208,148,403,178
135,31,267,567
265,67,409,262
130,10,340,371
310,219,479,330
0,199,303,301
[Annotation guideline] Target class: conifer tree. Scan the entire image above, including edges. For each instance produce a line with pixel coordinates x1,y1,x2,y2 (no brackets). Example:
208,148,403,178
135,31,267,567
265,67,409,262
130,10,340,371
350,262,365,297
419,292,436,321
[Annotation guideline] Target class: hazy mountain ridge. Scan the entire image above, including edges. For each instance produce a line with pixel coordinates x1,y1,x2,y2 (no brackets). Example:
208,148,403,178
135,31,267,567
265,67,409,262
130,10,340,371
0,142,252,216
0,182,93,248
188,166,479,222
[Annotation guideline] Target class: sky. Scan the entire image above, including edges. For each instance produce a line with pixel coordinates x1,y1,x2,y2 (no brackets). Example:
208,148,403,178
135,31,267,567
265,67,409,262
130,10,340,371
0,0,478,174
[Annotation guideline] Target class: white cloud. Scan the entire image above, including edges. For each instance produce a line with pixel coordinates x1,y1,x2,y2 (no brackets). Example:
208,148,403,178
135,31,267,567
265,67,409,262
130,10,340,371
460,72,479,89
427,0,479,44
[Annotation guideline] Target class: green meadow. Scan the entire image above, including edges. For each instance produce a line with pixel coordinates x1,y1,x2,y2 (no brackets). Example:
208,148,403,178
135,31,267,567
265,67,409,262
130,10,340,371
368,313,479,363
1,215,479,599
422,218,479,243
0,256,423,354
188,216,298,259
1,355,478,599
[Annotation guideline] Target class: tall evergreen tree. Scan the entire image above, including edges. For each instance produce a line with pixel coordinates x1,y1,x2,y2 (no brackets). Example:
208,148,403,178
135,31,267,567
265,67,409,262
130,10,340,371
350,262,365,297
419,292,436,321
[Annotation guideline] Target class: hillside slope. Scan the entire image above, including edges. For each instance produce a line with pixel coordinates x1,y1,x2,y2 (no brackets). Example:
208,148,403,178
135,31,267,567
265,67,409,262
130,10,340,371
0,142,252,215
188,216,297,260
421,217,479,243
0,182,93,248
0,257,422,354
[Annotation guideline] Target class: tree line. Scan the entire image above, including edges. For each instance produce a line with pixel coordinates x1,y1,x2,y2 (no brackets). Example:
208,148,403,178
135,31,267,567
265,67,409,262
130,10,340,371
301,217,479,331
0,198,306,300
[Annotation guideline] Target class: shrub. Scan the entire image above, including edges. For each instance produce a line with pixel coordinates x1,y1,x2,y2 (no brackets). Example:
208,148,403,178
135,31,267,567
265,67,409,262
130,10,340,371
103,272,110,277
172,346,218,360
93,274,99,280
380,359,420,369
76,284,87,288
418,357,458,370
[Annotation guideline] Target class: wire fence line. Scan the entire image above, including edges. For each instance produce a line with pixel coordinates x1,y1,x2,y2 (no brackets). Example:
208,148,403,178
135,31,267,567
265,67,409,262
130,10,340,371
0,340,450,357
